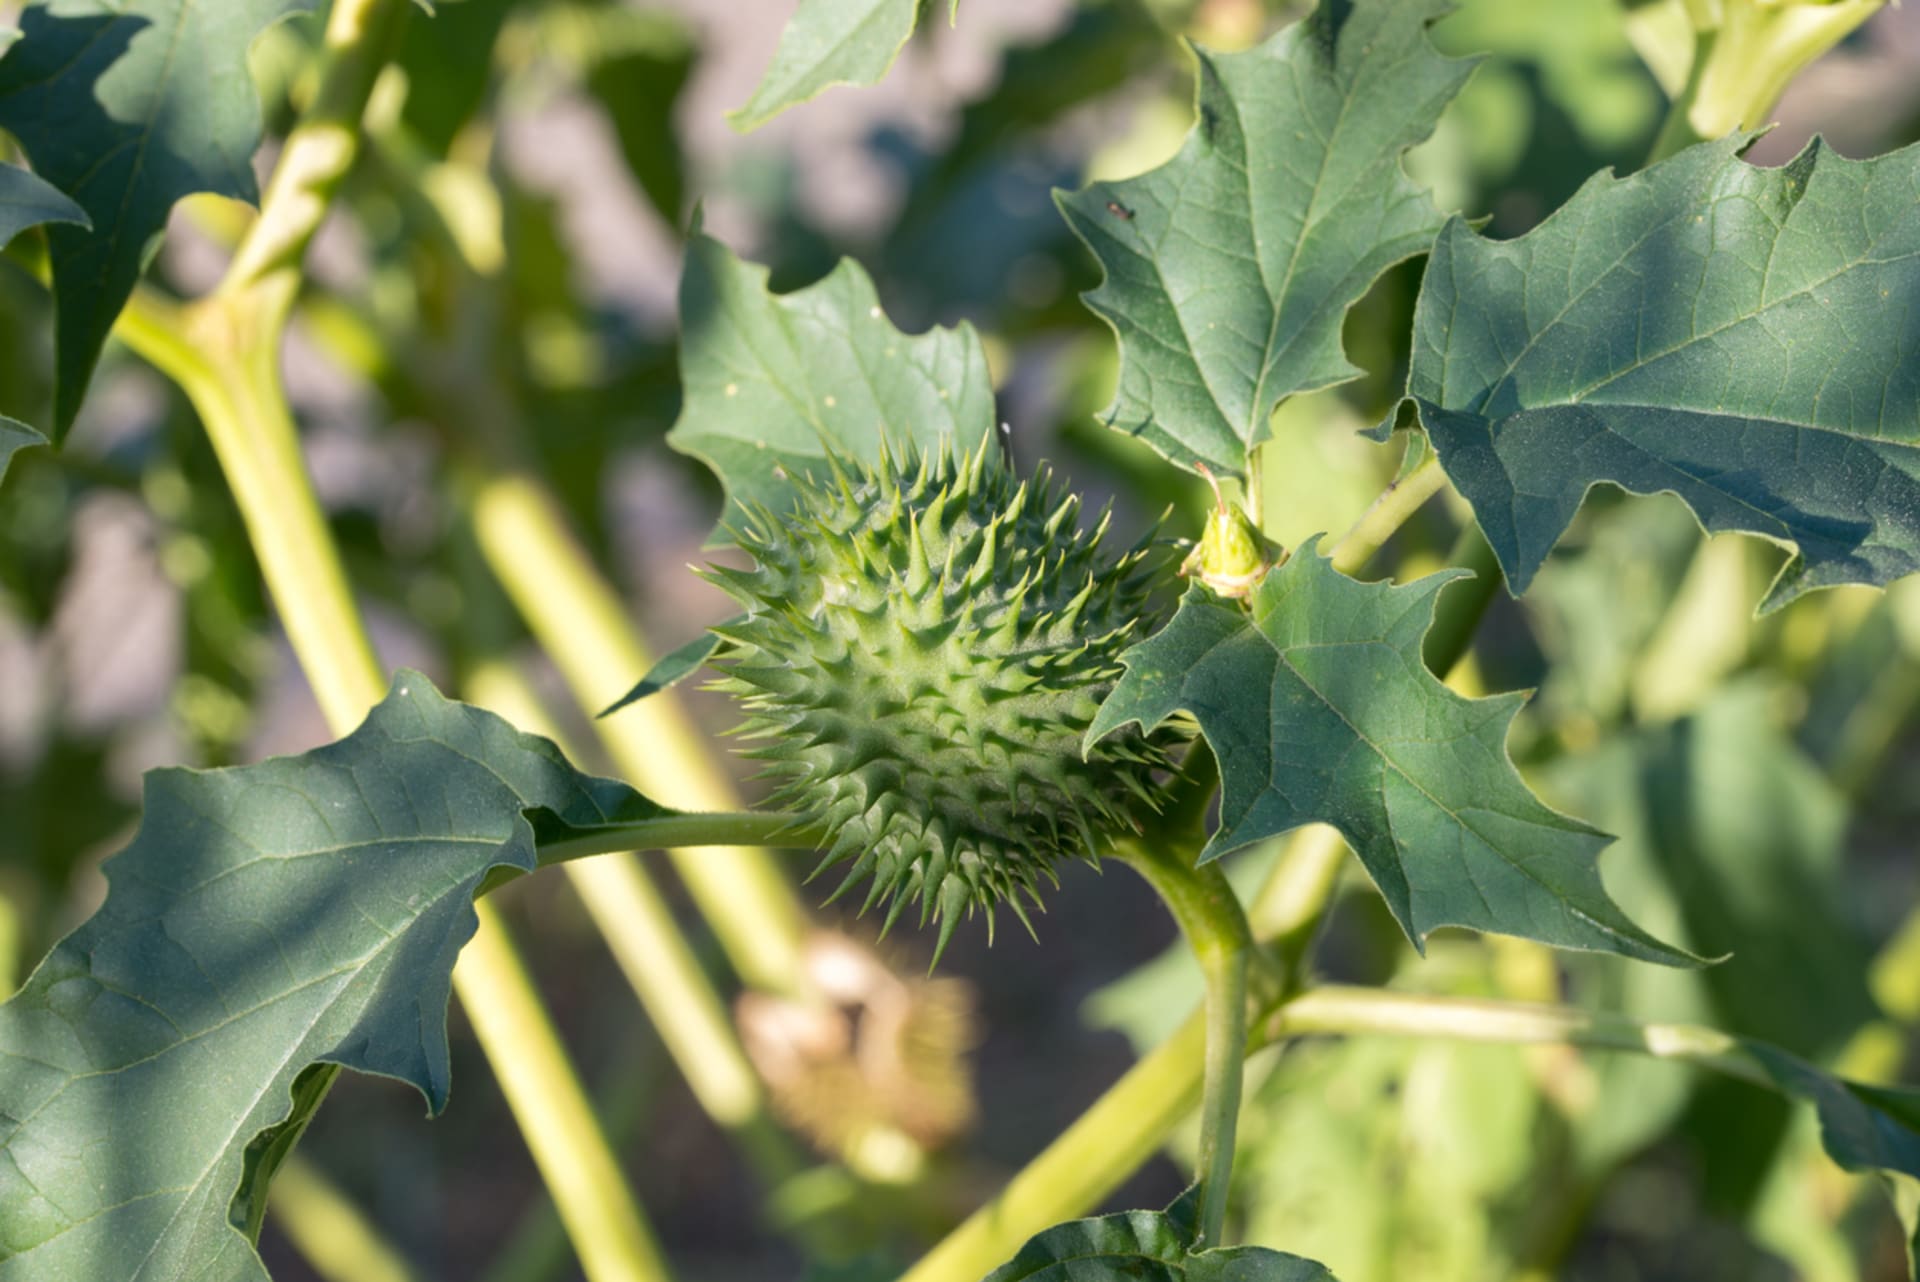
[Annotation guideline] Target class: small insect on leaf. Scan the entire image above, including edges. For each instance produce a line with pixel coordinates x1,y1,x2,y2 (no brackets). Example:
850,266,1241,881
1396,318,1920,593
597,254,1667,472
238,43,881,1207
1179,462,1281,599
1106,199,1135,221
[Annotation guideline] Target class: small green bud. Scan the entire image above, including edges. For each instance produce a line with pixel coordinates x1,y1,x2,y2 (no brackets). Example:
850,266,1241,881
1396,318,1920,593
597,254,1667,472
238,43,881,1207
1180,463,1282,599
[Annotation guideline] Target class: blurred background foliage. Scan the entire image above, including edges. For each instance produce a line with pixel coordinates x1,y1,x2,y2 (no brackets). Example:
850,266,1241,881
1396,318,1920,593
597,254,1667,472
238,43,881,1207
1,0,1918,1278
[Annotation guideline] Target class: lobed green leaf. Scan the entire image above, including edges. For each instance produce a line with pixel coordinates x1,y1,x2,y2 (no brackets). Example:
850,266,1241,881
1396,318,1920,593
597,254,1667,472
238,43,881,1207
668,234,995,537
985,1196,1337,1281
0,0,314,436
730,0,943,132
1406,134,1920,610
1057,0,1474,477
0,674,665,1282
1089,546,1695,965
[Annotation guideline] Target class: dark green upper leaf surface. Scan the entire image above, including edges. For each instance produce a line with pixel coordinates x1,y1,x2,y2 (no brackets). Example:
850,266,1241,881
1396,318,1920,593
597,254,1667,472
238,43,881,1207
1407,135,1920,609
0,0,313,437
0,163,85,249
1090,548,1692,964
1057,0,1474,476
0,674,663,1281
984,1206,1336,1281
668,234,995,536
730,0,935,132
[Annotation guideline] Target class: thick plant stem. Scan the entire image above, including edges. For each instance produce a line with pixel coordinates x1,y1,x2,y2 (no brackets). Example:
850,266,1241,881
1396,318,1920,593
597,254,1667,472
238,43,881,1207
131,293,384,730
1647,31,1714,167
456,902,674,1282
222,0,410,301
1114,842,1252,1249
467,468,814,997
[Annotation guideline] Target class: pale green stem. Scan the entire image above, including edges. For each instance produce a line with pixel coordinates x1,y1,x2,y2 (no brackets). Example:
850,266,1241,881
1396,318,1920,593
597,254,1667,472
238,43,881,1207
456,901,673,1282
1261,986,1771,1086
268,1156,421,1282
467,468,815,997
221,0,410,301
1648,28,1716,166
1244,824,1348,980
1114,842,1253,1248
1328,455,1446,577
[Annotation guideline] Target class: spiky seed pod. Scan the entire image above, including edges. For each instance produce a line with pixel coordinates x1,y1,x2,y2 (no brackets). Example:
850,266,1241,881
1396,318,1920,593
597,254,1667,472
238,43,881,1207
706,438,1177,959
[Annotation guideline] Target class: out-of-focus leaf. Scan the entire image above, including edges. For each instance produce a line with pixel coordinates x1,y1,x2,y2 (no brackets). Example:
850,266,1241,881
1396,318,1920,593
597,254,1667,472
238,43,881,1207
1522,494,1702,730
0,164,86,481
1089,547,1694,963
1405,135,1920,610
0,0,315,435
1235,951,1545,1282
668,234,994,535
397,0,514,156
1540,681,1881,1215
1632,684,1875,1054
588,22,696,226
0,673,666,1282
1740,1045,1920,1268
0,163,85,248
731,0,937,132
879,0,1165,324
1056,0,1474,476
0,417,47,483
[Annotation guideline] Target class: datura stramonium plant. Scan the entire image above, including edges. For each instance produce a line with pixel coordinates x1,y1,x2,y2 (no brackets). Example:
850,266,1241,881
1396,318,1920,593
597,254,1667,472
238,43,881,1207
704,439,1182,957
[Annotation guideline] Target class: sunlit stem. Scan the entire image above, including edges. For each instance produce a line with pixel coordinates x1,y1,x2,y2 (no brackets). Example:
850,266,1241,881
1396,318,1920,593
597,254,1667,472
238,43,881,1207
457,903,675,1282
1328,454,1446,577
1112,840,1252,1248
1259,986,1770,1087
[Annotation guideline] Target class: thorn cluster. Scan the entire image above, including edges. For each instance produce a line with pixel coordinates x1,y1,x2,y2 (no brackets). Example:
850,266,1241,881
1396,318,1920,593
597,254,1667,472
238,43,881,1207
708,438,1177,961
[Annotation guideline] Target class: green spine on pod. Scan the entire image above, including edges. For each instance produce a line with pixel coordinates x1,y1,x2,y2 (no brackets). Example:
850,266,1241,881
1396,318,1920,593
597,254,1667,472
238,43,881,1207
706,438,1179,960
